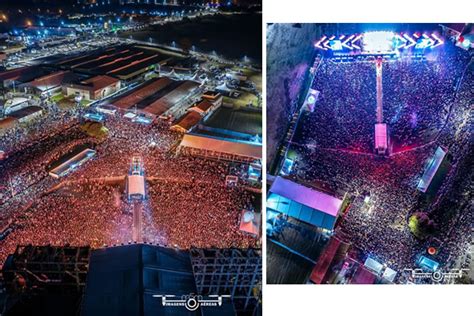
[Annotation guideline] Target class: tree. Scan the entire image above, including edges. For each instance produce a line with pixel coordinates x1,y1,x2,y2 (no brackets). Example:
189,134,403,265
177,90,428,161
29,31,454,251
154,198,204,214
80,122,108,139
408,212,436,240
455,274,472,284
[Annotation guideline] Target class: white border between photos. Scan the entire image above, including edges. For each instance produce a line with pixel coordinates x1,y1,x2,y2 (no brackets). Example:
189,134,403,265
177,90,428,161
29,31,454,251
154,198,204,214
263,0,473,23
261,0,473,315
261,3,268,288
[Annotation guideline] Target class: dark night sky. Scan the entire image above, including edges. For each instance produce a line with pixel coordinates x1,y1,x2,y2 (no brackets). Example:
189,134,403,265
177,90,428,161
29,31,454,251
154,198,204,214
0,0,77,8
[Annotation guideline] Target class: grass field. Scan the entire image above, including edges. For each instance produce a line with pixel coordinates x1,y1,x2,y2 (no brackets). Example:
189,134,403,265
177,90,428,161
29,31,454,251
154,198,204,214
52,93,90,109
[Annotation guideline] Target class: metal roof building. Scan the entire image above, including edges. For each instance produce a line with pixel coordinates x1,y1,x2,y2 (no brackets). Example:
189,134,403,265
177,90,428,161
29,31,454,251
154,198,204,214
267,177,343,230
171,111,202,133
178,134,262,163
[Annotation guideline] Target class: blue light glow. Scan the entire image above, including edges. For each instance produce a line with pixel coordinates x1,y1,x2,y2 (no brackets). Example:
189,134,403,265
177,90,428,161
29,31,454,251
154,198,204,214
417,255,440,272
363,31,395,52
329,40,343,51
281,158,295,176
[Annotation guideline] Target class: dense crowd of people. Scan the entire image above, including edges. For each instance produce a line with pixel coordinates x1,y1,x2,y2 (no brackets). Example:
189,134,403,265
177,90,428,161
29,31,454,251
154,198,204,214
295,61,376,152
1,104,80,155
383,43,469,151
0,111,260,267
289,40,472,280
0,129,93,204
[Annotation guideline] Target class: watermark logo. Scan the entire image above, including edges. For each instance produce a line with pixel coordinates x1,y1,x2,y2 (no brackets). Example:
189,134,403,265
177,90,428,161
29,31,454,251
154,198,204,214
153,294,231,312
403,268,469,282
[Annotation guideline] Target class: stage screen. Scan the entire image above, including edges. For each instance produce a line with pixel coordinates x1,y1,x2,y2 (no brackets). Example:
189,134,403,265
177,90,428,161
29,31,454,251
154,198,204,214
363,31,395,52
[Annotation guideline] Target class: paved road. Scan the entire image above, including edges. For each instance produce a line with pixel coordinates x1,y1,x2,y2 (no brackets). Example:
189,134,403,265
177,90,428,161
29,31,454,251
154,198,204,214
132,202,143,243
376,60,384,123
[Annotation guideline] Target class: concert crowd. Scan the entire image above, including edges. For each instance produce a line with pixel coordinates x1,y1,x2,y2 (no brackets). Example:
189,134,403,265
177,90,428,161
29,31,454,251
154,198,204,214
288,40,472,278
0,108,260,267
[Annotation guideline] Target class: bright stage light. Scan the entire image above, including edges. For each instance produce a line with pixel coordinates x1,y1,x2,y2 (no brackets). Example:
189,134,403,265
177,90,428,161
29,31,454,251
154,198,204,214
415,38,432,49
329,40,343,50
431,33,444,47
314,31,443,54
304,88,320,112
362,31,395,52
393,34,407,49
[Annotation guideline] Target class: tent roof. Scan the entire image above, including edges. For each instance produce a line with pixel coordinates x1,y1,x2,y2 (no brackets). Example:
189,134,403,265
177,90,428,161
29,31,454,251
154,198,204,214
8,106,43,119
179,134,262,160
269,177,342,217
239,210,260,236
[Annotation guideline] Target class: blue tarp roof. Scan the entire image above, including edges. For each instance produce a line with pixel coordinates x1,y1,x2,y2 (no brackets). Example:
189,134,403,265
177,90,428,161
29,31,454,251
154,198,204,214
267,192,337,230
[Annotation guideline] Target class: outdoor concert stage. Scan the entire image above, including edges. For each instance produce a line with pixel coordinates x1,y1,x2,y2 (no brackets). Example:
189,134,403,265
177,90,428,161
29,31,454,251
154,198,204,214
267,23,472,284
82,244,202,316
267,214,331,284
2,244,261,316
309,241,397,284
127,156,146,201
314,30,444,58
266,177,346,283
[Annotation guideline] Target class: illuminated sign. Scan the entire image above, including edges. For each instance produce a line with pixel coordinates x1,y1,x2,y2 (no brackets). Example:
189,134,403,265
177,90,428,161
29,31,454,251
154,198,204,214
363,31,395,52
281,158,295,176
329,40,343,51
304,88,320,112
314,32,444,53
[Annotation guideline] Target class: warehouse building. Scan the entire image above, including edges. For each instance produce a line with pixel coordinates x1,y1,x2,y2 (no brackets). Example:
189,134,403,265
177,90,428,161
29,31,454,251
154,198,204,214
64,75,121,101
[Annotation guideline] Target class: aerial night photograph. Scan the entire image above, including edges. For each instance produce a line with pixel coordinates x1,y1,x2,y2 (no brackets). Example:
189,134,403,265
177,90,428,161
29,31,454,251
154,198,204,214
0,1,262,315
266,23,473,285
